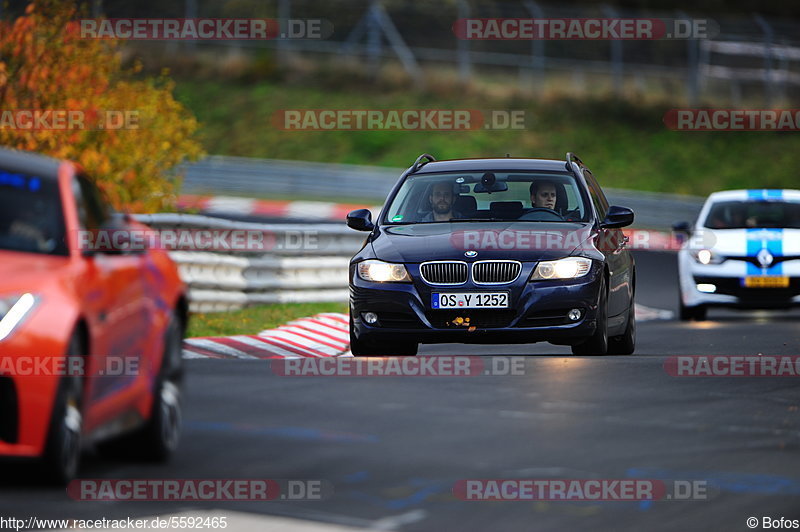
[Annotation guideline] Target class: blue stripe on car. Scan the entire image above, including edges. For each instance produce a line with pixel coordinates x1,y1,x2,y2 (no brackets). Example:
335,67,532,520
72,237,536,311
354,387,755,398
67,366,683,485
766,189,783,200
746,229,783,276
747,189,784,201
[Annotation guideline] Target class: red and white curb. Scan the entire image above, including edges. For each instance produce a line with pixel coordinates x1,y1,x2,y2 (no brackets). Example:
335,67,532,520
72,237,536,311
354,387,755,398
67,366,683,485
178,194,380,222
182,313,352,360
182,306,673,359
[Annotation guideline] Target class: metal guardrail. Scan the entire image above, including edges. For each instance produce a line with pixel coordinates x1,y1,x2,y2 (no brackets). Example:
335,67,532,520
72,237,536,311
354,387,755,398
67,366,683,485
182,156,705,228
133,213,360,312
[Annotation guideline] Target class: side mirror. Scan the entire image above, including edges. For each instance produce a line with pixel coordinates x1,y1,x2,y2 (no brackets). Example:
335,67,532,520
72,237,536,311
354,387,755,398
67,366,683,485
672,221,692,235
346,209,374,231
81,219,138,256
601,206,634,229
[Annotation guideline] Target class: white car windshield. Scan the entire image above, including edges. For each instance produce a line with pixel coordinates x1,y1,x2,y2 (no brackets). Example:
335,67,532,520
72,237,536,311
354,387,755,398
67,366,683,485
702,200,800,229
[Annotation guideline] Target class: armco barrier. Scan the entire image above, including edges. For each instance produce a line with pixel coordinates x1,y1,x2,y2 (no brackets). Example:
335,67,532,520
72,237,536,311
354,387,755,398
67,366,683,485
133,213,360,312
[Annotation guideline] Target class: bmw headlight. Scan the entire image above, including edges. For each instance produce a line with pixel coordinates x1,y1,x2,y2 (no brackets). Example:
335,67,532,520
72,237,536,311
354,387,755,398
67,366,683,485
0,293,38,341
357,260,411,283
530,257,592,281
691,249,724,265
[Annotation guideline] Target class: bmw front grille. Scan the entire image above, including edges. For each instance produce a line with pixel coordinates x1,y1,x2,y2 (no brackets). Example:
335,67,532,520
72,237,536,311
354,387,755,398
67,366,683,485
420,261,468,285
472,260,522,284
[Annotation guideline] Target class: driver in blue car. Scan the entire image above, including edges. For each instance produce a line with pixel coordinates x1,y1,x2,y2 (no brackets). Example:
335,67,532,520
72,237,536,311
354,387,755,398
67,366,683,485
530,180,557,210
421,182,462,222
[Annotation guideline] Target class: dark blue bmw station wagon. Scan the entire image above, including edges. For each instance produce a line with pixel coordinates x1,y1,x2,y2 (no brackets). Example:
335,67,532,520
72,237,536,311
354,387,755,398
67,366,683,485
346,153,636,356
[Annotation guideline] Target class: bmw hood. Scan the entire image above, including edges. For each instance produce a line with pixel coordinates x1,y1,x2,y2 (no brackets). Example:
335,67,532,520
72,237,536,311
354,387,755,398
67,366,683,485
371,222,595,263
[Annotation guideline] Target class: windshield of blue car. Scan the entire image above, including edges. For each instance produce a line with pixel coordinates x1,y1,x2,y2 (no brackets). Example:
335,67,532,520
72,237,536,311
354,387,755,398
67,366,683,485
702,200,800,229
0,170,68,256
383,171,591,224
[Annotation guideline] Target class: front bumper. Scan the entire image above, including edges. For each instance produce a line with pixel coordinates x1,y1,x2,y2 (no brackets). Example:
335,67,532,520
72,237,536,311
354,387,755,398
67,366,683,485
678,252,800,309
350,262,602,346
0,329,66,458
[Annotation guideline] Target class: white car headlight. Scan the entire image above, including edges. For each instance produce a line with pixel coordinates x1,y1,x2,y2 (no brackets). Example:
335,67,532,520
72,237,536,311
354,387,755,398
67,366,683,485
691,249,725,265
0,293,39,342
357,260,411,283
530,257,592,280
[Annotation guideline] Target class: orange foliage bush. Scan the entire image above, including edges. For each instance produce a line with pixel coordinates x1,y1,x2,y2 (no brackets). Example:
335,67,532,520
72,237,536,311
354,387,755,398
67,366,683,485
0,0,204,212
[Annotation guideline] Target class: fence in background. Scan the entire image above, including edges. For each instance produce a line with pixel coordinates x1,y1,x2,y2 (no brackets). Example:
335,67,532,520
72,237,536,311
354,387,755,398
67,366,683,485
86,0,800,105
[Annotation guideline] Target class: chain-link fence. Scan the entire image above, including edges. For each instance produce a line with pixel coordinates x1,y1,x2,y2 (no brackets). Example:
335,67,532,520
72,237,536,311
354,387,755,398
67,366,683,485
66,0,800,104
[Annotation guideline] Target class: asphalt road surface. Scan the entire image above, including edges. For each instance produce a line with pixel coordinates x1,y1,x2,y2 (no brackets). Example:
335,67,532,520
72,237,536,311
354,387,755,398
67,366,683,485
2,251,799,531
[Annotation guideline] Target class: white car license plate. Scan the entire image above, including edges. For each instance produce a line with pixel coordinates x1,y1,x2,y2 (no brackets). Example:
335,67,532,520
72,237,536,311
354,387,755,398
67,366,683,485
432,292,509,309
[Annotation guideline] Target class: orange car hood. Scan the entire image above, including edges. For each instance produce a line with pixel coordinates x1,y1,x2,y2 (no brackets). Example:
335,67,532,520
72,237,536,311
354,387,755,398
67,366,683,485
0,250,72,295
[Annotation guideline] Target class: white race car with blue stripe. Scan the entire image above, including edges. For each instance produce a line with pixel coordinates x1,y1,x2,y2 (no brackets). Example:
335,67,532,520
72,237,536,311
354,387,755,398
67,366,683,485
676,189,800,320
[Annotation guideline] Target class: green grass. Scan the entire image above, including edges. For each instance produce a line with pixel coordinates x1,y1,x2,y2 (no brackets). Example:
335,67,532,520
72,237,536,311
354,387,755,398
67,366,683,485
186,302,348,338
173,79,800,198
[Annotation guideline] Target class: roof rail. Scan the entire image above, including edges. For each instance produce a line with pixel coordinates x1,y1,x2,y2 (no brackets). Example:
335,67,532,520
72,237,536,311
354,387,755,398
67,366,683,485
565,152,584,172
410,153,436,173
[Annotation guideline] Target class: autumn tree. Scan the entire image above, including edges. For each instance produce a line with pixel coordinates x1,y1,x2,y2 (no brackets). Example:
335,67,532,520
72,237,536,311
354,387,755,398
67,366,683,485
0,0,204,212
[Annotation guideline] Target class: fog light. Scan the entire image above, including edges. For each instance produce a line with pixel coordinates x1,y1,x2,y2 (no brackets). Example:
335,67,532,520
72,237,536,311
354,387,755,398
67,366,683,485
363,312,378,324
568,308,582,321
696,283,716,293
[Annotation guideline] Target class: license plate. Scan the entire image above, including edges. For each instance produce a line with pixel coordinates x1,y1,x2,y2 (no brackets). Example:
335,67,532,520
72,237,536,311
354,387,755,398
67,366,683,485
742,276,790,288
432,292,509,309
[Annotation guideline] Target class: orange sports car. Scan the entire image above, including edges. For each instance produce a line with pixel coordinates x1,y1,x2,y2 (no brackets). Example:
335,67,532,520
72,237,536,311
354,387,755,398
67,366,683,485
0,147,188,483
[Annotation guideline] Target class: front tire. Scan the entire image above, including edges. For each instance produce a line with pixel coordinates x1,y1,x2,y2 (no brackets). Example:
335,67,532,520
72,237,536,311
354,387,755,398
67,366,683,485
571,276,609,355
679,297,707,321
349,317,418,356
100,312,184,461
41,333,84,484
139,313,184,461
607,304,636,355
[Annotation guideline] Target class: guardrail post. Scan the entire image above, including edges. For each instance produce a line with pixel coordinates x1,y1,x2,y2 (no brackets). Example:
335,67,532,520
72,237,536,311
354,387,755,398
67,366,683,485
184,0,197,51
457,0,471,83
524,1,546,92
777,37,789,104
678,11,699,106
277,0,291,66
366,2,382,79
371,3,424,87
754,13,774,107
602,4,624,97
